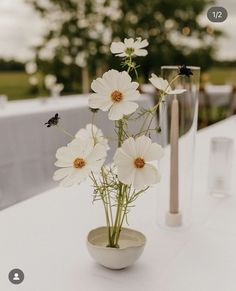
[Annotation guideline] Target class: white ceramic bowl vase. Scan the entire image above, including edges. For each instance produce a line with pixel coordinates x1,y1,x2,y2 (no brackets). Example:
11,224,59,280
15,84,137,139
87,226,146,270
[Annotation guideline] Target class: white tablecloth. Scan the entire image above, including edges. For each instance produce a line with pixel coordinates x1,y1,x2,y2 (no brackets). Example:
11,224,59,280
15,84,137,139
0,95,156,209
0,116,235,291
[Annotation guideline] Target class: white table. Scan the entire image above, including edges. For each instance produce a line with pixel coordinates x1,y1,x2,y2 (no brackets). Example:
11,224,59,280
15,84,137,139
0,116,235,291
0,94,156,209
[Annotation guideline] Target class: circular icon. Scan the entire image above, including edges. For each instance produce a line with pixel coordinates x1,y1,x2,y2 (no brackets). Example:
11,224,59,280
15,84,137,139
8,269,24,285
207,6,228,23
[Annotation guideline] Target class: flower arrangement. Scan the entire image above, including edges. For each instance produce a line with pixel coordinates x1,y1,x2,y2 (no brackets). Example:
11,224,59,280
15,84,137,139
46,37,190,248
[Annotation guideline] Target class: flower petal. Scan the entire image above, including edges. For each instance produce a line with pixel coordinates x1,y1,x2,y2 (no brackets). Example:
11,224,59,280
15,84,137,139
102,69,119,90
119,101,139,115
116,52,127,57
135,39,149,49
117,162,136,186
149,74,169,91
133,164,160,190
108,101,138,120
53,168,72,181
117,71,132,91
169,89,187,95
119,137,137,158
59,168,89,187
54,160,72,167
110,41,126,54
67,140,94,161
56,146,77,162
114,147,133,166
108,103,124,120
135,135,152,157
124,38,134,47
91,77,110,94
75,124,101,141
87,143,107,164
133,169,146,190
123,88,140,101
134,49,148,56
75,128,88,139
142,164,161,184
89,93,113,111
143,143,164,161
114,149,136,185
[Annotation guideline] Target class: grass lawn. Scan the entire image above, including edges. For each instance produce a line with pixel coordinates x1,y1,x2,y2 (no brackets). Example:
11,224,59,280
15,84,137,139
203,67,236,85
0,67,236,101
0,71,36,101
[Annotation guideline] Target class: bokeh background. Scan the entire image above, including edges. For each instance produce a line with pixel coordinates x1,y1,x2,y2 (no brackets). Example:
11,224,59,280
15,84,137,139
0,0,236,126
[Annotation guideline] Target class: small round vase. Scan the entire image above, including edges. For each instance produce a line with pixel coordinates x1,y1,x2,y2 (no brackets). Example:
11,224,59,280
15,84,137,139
87,227,146,270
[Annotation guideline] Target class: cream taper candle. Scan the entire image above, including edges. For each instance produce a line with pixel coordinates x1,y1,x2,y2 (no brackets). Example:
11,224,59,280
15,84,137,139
165,95,182,227
170,95,179,214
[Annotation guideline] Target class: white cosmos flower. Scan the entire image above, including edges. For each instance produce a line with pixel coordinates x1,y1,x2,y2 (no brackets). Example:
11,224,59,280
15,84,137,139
110,37,149,57
53,138,107,187
70,124,109,150
114,136,164,190
149,73,186,95
89,69,139,120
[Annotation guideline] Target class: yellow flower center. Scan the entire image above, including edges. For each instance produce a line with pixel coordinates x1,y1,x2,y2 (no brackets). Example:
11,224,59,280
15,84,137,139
73,158,86,168
125,47,135,55
134,157,145,169
111,90,123,102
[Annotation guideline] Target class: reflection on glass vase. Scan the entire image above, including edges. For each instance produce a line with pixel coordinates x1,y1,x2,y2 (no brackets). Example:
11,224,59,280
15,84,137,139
157,66,200,229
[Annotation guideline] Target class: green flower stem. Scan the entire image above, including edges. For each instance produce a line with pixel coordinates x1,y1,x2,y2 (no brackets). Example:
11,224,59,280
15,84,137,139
168,74,180,88
110,183,123,247
109,54,135,245
56,125,74,139
139,74,181,136
109,119,125,247
117,119,123,147
91,112,96,142
153,75,180,111
89,72,182,248
127,56,132,74
92,57,186,248
114,185,128,246
109,58,139,247
90,172,112,245
119,188,131,231
134,128,158,137
138,110,152,135
102,168,114,227
141,111,157,137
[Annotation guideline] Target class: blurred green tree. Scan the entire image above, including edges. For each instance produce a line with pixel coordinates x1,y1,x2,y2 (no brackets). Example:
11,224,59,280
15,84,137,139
26,0,221,93
0,59,24,71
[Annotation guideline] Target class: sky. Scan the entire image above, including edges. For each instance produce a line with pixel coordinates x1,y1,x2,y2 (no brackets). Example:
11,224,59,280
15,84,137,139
0,0,45,61
0,0,235,62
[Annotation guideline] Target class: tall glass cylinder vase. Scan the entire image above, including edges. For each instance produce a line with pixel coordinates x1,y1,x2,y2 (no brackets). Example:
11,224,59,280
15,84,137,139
157,66,200,229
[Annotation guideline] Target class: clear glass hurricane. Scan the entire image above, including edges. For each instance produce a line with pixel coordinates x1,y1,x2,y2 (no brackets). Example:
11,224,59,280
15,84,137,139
157,66,200,229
